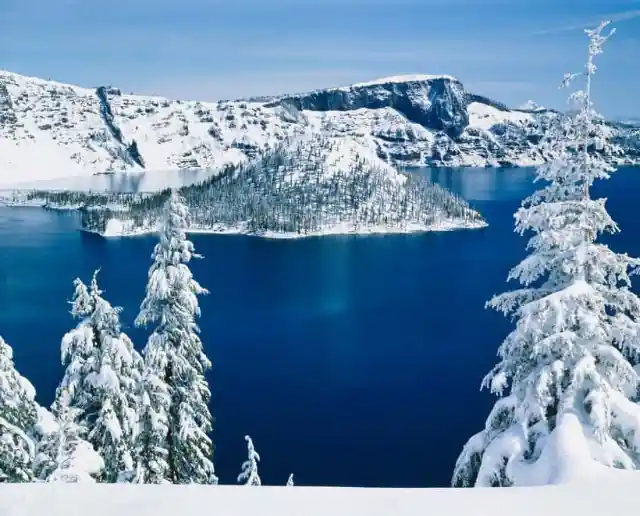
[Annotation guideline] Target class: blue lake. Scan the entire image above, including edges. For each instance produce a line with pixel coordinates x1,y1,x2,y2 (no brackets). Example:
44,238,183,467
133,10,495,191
0,166,638,487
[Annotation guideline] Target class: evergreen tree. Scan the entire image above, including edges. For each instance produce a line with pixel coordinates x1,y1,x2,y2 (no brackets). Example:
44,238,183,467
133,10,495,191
52,277,94,417
0,335,38,482
452,21,640,487
86,273,144,482
131,369,170,484
53,270,143,482
33,393,104,483
135,190,217,484
286,473,294,486
238,435,261,486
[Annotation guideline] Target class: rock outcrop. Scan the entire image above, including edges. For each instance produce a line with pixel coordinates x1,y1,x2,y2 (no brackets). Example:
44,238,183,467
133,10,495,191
268,75,469,138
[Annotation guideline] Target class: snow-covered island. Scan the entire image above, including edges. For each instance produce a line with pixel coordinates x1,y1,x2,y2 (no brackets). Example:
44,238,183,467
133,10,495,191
13,136,486,238
0,70,638,188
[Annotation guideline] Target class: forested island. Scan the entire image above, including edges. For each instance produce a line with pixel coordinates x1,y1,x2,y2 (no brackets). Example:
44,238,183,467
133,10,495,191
7,137,486,238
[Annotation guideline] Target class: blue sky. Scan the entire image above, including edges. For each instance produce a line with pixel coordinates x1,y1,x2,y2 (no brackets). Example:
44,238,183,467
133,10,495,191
1,0,638,117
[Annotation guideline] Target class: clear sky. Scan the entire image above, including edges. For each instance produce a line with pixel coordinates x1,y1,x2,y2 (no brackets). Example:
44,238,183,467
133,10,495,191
1,0,638,117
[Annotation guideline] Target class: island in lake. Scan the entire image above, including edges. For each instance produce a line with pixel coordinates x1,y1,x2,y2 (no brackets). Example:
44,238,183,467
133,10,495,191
4,136,486,238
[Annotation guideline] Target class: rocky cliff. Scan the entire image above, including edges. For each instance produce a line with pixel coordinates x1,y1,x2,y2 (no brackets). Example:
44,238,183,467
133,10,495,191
0,71,637,185
267,75,470,138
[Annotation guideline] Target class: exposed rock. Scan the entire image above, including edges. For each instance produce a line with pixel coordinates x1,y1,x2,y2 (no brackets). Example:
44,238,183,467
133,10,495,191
0,83,17,126
269,76,469,138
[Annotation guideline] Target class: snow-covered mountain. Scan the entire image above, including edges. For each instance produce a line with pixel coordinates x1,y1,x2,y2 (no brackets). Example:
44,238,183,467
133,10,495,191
0,70,638,186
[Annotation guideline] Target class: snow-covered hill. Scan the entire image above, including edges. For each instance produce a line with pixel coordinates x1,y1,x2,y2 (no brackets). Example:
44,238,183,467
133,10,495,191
1,477,639,516
0,70,638,186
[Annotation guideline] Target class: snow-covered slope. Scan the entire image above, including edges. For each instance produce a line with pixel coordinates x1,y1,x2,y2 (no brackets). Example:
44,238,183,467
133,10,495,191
1,478,639,516
0,70,638,186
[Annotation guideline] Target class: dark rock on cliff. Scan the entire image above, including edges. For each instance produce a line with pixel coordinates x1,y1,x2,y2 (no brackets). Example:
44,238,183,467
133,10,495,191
267,76,470,138
0,83,17,126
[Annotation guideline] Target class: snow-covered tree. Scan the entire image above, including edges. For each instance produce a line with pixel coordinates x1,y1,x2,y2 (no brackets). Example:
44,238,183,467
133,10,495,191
53,270,143,483
452,21,640,487
134,190,217,484
33,393,104,483
519,100,543,111
51,277,94,417
238,435,261,486
86,273,144,483
286,473,294,486
131,370,170,484
0,335,38,482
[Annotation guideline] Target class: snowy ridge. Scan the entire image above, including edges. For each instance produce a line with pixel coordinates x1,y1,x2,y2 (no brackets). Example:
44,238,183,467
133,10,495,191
1,69,638,186
1,478,640,516
339,74,458,88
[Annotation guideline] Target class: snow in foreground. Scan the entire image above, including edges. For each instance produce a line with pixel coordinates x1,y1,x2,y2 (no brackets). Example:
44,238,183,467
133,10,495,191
1,477,639,516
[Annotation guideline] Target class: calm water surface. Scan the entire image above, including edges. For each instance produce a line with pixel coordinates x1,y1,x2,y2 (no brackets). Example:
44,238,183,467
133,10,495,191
0,167,638,487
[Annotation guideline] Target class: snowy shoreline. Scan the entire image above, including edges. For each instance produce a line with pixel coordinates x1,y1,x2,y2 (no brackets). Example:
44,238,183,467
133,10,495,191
1,160,638,194
82,218,488,240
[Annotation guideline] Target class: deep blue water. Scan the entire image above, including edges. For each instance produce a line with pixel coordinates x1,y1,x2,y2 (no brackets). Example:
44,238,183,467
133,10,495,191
0,166,639,487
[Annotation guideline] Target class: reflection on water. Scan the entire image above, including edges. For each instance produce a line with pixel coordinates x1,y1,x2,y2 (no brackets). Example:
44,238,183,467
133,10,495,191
3,168,220,193
412,167,537,201
6,165,539,199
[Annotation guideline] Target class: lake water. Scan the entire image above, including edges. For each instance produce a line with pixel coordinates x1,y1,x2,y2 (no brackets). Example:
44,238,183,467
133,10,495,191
0,166,638,487
0,167,219,192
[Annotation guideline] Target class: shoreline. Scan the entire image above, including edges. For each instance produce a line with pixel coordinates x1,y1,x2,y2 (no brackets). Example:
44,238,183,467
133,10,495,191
1,158,639,193
82,218,488,240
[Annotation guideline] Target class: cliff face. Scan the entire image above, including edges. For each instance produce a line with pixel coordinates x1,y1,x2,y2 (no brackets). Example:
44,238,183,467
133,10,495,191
0,71,637,186
268,76,469,138
0,83,17,126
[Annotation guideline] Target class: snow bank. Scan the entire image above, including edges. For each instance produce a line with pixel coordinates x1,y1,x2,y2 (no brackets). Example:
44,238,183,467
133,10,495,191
505,410,635,486
94,218,488,239
1,479,639,516
103,218,137,237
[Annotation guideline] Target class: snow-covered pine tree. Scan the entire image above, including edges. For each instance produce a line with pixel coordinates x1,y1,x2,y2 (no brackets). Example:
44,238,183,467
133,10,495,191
0,334,38,482
238,435,261,486
86,273,144,482
286,473,294,486
135,189,217,484
131,369,170,484
53,270,143,483
33,392,104,483
452,21,640,487
51,276,94,417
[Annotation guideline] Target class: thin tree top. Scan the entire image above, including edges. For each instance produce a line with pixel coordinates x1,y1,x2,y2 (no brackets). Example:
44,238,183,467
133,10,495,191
152,190,201,268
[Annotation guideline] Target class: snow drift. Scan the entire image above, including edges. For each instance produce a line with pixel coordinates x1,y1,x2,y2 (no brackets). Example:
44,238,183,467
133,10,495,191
1,478,640,516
